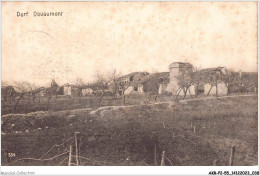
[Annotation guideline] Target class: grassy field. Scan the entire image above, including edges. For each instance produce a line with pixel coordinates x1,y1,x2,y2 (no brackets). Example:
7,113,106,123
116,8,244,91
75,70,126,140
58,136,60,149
1,94,151,115
1,95,257,166
1,93,216,115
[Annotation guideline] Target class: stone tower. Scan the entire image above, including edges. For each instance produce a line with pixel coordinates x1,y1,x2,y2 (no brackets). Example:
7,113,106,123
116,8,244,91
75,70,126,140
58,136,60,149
167,62,193,95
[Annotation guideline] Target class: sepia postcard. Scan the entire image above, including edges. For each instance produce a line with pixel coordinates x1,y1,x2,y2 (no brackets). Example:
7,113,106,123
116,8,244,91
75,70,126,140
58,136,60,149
1,1,259,175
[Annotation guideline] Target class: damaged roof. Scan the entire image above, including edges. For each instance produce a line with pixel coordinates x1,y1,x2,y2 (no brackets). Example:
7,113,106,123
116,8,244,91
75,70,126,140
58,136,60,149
134,72,169,86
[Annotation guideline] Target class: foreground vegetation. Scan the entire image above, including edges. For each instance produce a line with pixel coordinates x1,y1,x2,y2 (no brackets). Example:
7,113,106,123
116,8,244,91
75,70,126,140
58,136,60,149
1,95,257,166
1,93,187,115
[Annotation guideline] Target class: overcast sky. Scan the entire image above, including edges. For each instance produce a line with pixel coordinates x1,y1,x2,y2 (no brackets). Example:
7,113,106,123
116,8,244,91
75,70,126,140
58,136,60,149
2,2,258,86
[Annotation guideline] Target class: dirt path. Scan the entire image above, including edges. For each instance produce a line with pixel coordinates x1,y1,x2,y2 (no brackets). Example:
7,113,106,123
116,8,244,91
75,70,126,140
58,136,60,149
180,94,257,102
89,94,257,115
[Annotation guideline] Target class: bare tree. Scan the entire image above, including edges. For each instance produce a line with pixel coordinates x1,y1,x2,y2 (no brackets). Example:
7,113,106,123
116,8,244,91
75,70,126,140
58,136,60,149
93,69,123,104
149,76,160,101
93,71,110,103
119,81,136,105
174,65,199,100
12,81,37,111
43,79,60,109
107,69,122,99
205,68,224,96
140,72,161,102
190,68,202,98
93,71,106,104
50,80,60,99
74,78,86,87
1,84,16,105
175,72,195,100
222,69,240,95
34,86,46,104
73,78,87,98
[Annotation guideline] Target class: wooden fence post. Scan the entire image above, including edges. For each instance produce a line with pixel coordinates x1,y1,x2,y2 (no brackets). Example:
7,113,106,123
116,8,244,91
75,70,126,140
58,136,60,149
68,145,72,166
229,146,235,166
154,143,158,166
193,126,196,133
75,132,80,166
123,95,126,105
161,151,165,166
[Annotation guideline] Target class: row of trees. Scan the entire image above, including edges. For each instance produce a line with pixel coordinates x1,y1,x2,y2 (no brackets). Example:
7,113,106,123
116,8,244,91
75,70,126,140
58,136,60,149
176,67,240,100
93,69,170,104
1,67,245,111
1,80,61,111
93,69,136,105
2,68,134,112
